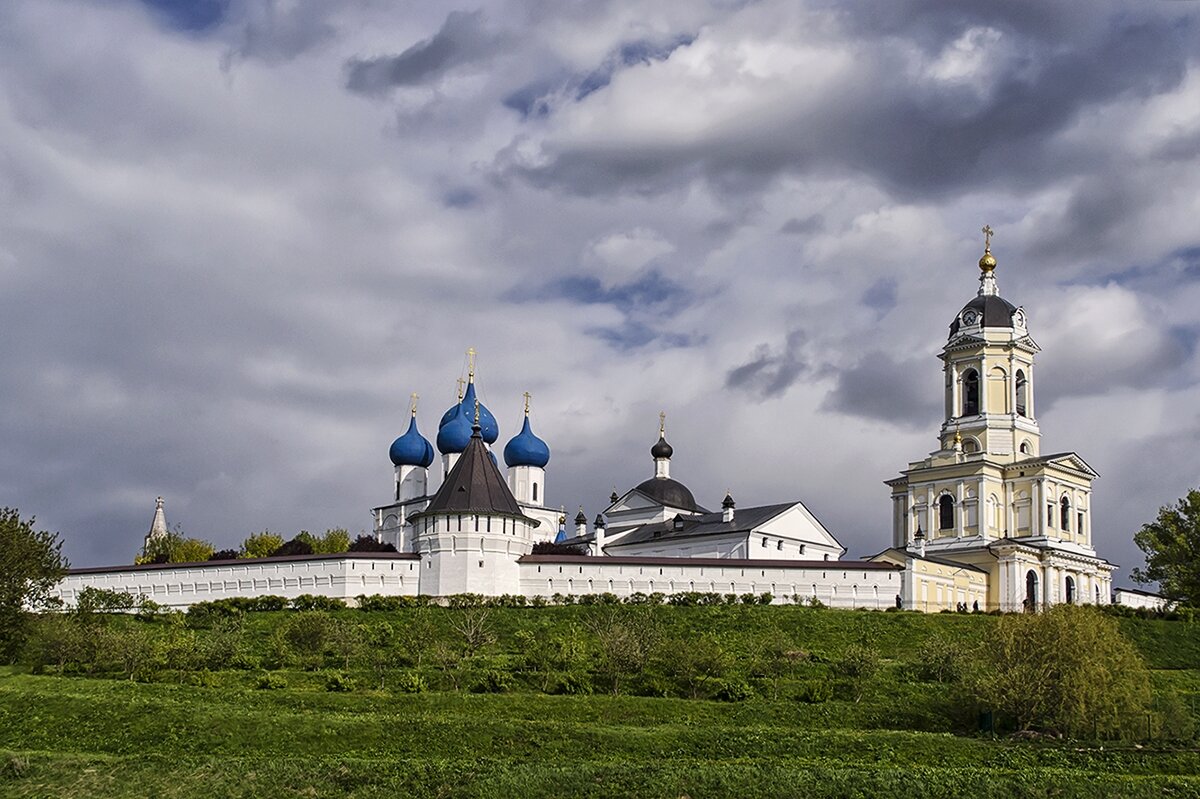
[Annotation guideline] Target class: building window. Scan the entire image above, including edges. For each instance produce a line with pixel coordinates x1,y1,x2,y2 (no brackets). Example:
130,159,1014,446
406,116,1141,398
1065,575,1076,604
1015,369,1028,416
1047,503,1055,527
1060,497,1071,531
1019,441,1031,455
962,369,980,416
938,494,955,530
762,537,768,547
532,483,538,502
776,540,783,550
799,544,806,555
1077,511,1085,536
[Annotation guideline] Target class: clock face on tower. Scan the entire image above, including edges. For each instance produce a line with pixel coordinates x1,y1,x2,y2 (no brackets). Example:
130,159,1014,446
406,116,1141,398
961,309,979,326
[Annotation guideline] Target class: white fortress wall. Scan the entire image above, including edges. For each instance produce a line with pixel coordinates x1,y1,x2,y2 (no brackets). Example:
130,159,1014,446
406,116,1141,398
518,556,905,608
53,553,422,609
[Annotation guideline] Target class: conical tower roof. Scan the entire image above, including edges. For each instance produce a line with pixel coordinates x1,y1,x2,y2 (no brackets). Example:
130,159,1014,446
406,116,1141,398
412,424,535,523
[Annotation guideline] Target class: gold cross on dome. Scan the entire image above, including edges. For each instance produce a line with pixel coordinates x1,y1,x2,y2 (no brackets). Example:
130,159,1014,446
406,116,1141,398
455,377,465,400
466,347,477,379
410,392,419,415
659,410,666,435
982,224,994,251
523,391,531,415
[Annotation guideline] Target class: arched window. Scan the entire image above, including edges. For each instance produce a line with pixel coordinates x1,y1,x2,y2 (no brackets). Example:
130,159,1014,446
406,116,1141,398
1025,570,1039,611
1065,576,1075,605
532,483,538,502
1019,441,1031,455
1060,497,1071,531
962,438,979,454
938,494,955,530
1015,370,1028,416
962,369,980,416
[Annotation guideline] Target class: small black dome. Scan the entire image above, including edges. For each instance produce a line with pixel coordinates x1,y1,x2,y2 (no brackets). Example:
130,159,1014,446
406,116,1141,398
722,493,735,509
574,509,587,525
650,436,674,459
635,476,700,511
949,294,1019,337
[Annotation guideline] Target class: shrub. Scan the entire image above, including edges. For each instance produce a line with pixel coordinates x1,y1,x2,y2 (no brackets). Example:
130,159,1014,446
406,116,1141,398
724,594,740,606
290,595,346,612
75,587,138,615
276,611,336,668
241,531,285,559
528,596,548,608
714,679,754,702
356,594,421,611
553,671,593,695
255,671,287,690
447,594,485,609
795,679,834,704
208,549,240,561
758,593,774,605
394,671,427,693
912,635,967,683
324,671,355,692
471,669,513,693
740,593,758,605
969,604,1152,737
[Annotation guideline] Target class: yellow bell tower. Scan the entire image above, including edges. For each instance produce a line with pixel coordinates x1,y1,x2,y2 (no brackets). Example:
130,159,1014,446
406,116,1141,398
937,225,1041,461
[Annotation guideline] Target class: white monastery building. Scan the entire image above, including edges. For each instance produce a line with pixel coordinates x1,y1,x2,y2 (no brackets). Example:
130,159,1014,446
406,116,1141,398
54,233,1122,612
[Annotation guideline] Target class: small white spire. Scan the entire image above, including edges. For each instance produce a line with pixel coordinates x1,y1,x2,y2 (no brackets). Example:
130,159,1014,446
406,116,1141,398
148,496,168,540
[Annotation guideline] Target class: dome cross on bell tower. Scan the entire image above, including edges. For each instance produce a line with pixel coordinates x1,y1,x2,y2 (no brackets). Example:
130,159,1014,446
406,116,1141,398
978,224,999,297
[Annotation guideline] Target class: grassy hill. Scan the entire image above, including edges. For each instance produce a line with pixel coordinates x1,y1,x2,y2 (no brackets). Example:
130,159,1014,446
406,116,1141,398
1,603,1197,798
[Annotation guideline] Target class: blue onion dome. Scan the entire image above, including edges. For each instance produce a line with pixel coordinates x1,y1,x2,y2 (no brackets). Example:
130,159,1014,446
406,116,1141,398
436,404,472,454
461,382,499,444
390,415,435,467
504,415,551,468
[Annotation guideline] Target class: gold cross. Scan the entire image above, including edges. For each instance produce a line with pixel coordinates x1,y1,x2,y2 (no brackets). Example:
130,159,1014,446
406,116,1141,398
982,224,994,251
523,391,531,415
455,377,464,400
659,410,666,435
466,347,477,379
410,392,419,415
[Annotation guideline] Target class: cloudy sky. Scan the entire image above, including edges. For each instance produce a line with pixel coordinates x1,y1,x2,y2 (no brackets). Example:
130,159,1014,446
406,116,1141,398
2,0,1198,585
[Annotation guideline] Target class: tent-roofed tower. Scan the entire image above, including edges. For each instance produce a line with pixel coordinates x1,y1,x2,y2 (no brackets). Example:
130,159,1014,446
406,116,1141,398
884,227,1114,611
410,411,539,595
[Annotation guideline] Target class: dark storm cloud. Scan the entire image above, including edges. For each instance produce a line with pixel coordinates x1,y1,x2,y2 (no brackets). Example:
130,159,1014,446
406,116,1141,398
345,10,504,94
138,0,229,32
779,215,823,235
821,351,938,428
501,34,695,121
509,271,698,351
861,278,897,316
508,6,1197,199
725,330,810,400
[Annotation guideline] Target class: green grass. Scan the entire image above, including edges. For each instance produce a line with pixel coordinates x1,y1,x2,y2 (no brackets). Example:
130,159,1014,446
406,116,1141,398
2,606,1198,797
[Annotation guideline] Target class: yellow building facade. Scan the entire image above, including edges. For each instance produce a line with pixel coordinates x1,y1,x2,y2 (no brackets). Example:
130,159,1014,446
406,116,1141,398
880,231,1115,611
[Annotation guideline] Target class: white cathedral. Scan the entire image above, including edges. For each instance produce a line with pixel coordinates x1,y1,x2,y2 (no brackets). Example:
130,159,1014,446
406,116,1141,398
54,234,1115,611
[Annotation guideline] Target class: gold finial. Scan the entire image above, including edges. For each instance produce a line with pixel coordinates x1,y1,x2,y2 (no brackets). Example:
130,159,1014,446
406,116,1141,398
473,399,480,425
466,347,477,382
410,393,419,416
659,410,666,436
455,377,464,401
523,391,531,415
979,224,997,273
954,429,962,445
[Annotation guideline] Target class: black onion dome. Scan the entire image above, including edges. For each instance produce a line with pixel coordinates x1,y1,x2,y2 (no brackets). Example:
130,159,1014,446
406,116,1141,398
949,294,1019,338
634,476,701,512
722,493,735,509
650,436,674,459
574,509,587,525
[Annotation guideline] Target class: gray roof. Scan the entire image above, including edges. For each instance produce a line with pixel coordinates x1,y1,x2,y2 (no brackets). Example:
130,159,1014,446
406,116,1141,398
411,428,534,523
868,547,988,574
604,502,795,549
1010,451,1099,477
519,553,900,570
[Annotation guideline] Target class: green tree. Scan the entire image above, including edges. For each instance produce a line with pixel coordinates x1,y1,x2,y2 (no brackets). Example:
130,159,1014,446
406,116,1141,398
314,528,351,554
0,508,68,660
241,531,285,559
585,607,660,696
171,538,216,564
1133,488,1200,606
970,604,1151,736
